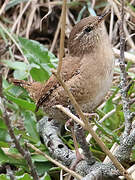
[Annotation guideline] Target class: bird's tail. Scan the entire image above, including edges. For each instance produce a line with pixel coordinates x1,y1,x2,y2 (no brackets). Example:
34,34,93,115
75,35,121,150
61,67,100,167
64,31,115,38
10,79,44,111
9,78,32,89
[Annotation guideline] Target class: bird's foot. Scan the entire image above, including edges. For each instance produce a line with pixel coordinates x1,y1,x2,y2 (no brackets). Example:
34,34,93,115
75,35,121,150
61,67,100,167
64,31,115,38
70,151,84,170
83,112,99,122
65,118,74,132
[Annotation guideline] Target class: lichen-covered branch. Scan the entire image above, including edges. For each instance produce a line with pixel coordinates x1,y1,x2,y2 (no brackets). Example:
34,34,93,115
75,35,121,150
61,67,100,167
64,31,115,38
38,116,121,180
119,0,134,139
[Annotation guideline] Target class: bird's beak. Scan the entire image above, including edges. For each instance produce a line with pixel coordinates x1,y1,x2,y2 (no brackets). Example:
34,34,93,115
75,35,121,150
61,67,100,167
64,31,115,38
98,10,110,22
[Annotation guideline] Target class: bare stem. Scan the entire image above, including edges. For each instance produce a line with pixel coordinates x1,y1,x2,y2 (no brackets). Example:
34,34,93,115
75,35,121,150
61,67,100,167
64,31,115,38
0,0,9,16
57,0,67,75
119,0,133,138
27,143,82,180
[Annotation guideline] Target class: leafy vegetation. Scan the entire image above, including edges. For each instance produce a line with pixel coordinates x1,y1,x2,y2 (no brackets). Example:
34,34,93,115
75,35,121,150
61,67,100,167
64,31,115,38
0,0,135,179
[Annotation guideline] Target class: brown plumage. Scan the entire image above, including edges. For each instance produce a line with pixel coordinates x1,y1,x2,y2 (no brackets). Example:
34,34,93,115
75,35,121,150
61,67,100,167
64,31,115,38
11,12,114,122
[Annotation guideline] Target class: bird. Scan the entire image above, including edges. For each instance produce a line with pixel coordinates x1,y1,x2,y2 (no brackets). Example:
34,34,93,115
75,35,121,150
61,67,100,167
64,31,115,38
11,11,114,124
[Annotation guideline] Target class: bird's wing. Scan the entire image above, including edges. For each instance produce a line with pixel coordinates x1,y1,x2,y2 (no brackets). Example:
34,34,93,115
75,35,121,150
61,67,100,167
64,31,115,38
35,55,81,111
11,55,81,110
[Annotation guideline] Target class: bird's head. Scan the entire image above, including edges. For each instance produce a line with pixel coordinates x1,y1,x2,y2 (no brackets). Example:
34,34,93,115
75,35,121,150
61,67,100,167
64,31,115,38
68,11,110,56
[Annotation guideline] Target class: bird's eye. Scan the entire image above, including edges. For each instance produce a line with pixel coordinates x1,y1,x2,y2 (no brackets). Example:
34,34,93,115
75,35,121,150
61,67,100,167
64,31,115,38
84,26,92,33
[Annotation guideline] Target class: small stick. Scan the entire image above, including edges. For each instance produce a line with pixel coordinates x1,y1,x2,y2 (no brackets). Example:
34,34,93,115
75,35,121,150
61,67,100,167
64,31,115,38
11,0,31,33
57,0,67,75
0,22,28,64
50,16,61,53
0,0,9,16
26,0,38,38
40,0,52,31
27,143,82,180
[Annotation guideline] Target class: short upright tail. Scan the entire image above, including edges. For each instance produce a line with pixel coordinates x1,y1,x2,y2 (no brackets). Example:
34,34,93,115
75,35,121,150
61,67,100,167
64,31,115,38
10,78,44,112
9,78,32,88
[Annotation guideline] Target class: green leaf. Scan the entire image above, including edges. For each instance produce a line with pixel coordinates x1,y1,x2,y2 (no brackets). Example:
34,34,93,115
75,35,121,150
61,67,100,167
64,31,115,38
0,148,8,163
0,141,9,148
0,129,11,142
2,60,28,71
0,119,11,142
0,174,10,180
87,1,96,16
18,37,49,63
0,28,8,44
22,111,40,142
103,87,119,113
2,60,29,80
0,109,2,117
16,173,33,180
4,92,36,112
35,162,53,176
14,129,39,144
103,98,114,113
77,6,86,22
6,0,28,11
2,78,10,89
93,119,120,143
18,37,58,82
0,147,27,167
31,154,48,162
0,118,7,129
13,69,29,80
41,172,51,180
30,67,49,82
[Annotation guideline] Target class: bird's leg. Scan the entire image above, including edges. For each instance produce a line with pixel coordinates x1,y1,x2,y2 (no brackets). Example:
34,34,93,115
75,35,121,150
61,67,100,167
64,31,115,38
74,123,95,165
65,118,84,170
70,122,84,170
66,106,96,168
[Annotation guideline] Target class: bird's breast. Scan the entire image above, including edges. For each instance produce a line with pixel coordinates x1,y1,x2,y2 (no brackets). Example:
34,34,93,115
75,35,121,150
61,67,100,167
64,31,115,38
79,46,114,111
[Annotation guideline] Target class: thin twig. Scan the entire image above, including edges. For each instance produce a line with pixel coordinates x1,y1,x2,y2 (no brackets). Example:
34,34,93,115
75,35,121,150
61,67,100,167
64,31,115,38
26,0,38,38
0,0,9,16
109,7,114,41
123,23,135,51
11,0,31,33
40,0,52,31
50,16,61,52
27,143,82,180
119,0,133,138
103,143,118,163
16,3,23,35
0,22,28,64
120,165,135,179
6,165,15,180
108,0,121,20
114,0,135,18
57,0,67,75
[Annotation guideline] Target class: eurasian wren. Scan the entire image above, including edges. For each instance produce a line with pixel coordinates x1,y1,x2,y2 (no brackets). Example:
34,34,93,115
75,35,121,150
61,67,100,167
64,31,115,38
12,12,114,122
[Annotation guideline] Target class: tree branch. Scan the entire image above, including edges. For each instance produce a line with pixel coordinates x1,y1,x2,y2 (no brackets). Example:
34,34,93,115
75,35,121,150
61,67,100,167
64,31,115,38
119,0,135,138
